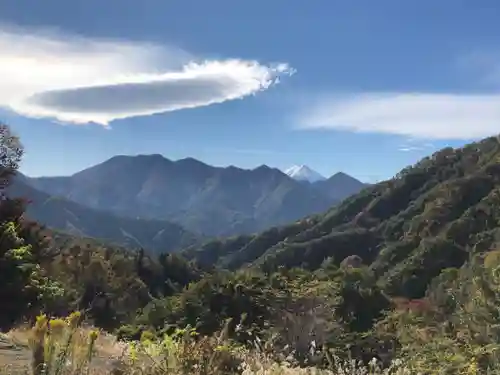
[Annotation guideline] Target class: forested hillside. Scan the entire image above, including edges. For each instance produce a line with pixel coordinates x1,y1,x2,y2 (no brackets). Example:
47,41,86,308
184,136,500,298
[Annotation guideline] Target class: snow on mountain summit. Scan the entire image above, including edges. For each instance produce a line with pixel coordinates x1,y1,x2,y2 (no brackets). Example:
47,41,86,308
284,165,326,183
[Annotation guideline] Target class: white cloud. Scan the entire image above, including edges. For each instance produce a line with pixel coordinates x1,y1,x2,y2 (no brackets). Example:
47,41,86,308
397,139,435,152
398,146,423,152
0,25,294,125
298,92,500,140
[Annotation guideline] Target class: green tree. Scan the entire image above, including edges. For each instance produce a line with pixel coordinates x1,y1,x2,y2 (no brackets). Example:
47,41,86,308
0,123,63,329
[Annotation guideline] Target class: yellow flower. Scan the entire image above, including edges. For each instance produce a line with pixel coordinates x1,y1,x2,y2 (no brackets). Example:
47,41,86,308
140,330,155,343
49,318,67,336
33,314,48,339
88,329,99,343
35,314,48,327
128,342,138,362
467,360,478,375
67,311,82,328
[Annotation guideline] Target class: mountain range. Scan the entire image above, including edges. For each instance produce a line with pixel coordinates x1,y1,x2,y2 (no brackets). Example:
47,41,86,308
12,155,365,243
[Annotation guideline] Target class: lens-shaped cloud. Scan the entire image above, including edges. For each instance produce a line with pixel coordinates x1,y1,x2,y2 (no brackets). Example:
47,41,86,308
298,93,500,140
0,25,294,125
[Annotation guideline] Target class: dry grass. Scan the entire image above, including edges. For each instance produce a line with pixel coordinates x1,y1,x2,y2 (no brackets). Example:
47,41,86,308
0,313,413,375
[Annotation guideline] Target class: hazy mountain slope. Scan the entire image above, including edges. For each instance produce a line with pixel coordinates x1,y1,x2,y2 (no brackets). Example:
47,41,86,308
9,176,202,253
313,172,368,201
182,136,500,299
27,155,363,236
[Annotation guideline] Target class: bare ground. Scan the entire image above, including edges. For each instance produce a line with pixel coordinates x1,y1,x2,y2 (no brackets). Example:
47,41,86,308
0,329,126,373
0,333,31,372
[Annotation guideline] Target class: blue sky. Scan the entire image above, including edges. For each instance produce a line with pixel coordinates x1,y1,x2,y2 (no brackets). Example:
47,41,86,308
1,0,500,182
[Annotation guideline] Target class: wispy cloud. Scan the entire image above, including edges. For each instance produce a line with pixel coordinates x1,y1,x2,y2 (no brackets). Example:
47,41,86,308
297,92,500,140
0,25,294,125
397,138,435,152
398,146,423,152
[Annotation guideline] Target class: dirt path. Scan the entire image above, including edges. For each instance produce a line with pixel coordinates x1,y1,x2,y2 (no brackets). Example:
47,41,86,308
0,333,31,371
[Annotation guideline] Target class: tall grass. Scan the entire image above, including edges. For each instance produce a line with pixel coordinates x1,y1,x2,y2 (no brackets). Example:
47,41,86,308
0,313,412,375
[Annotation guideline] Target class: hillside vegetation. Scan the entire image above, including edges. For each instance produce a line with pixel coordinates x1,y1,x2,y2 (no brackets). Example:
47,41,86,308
5,122,500,373
184,136,500,299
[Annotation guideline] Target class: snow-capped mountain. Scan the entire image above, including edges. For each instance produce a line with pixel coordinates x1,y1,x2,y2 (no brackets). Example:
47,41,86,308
284,165,326,183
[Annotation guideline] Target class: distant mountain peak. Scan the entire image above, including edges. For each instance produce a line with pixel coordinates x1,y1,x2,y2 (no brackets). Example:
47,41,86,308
285,165,326,183
132,153,167,160
330,171,350,178
328,171,361,182
254,164,272,171
175,157,210,168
